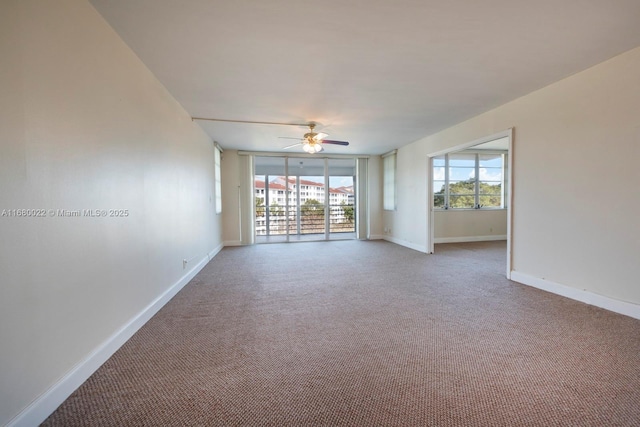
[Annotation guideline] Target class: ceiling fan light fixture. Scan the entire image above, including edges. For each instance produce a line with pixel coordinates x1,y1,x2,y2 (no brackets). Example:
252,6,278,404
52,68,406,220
281,122,347,152
302,141,322,153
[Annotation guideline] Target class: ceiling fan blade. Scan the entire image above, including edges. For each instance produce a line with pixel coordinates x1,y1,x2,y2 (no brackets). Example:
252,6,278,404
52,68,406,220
313,132,329,141
321,140,349,146
283,143,302,149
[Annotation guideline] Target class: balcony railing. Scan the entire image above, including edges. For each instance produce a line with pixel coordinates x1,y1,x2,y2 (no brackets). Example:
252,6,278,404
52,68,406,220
255,204,355,236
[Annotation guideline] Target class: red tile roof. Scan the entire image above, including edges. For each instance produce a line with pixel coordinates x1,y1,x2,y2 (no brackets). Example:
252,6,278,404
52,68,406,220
255,180,288,191
256,177,353,195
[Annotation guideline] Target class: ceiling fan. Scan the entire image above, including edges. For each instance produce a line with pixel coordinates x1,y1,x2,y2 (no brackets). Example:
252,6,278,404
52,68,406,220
190,117,349,153
281,123,349,153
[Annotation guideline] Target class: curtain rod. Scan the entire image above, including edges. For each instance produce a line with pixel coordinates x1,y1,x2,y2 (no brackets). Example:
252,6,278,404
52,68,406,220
192,117,310,127
237,151,369,159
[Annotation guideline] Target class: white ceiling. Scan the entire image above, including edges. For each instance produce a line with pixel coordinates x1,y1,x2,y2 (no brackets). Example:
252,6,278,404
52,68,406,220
90,0,640,155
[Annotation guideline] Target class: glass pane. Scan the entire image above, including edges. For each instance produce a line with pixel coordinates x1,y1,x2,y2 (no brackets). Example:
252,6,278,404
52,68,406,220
449,166,475,180
479,167,501,182
328,158,356,237
449,178,475,209
267,202,287,234
297,175,324,235
479,182,501,195
480,175,502,185
479,195,502,207
449,195,475,209
255,175,267,235
479,154,502,168
255,157,288,242
448,153,475,167
449,180,475,195
287,157,321,239
433,156,447,208
214,148,222,214
383,154,396,210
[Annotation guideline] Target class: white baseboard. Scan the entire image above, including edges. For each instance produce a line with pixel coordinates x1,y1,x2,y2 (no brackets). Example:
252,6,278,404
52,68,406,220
510,271,640,320
223,240,242,247
7,250,217,427
383,236,428,253
208,242,224,260
434,235,507,244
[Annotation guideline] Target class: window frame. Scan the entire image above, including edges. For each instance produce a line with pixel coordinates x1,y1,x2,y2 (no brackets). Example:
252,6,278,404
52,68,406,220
382,150,397,211
433,150,506,210
214,143,222,214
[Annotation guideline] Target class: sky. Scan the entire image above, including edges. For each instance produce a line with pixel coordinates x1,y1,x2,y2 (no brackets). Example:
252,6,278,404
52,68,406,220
329,177,354,188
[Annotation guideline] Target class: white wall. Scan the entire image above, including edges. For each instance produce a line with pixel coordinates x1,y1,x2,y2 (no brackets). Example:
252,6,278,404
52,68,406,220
382,148,429,252
434,210,507,242
0,1,223,425
387,45,640,310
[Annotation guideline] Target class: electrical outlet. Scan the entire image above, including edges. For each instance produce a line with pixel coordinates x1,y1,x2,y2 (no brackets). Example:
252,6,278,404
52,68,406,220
182,259,187,269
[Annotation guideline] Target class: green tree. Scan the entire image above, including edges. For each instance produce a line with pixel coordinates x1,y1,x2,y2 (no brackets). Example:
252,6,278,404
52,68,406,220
301,199,324,215
434,180,501,208
269,202,283,217
434,185,446,208
300,199,324,232
341,201,354,223
256,197,265,217
478,182,501,207
449,180,475,208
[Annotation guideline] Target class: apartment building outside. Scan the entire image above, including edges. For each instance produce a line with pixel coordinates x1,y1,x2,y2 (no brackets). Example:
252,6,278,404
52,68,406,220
255,176,354,237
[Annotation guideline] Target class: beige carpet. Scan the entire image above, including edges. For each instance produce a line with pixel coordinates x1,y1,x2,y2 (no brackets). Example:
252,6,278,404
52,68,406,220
43,241,640,426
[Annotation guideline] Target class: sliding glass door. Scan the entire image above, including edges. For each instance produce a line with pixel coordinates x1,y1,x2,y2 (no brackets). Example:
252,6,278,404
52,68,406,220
254,156,355,243
327,158,356,239
255,156,288,243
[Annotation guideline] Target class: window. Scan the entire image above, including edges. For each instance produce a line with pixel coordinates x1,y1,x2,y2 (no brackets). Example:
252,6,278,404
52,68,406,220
433,151,506,209
478,154,504,207
383,151,396,211
214,144,222,214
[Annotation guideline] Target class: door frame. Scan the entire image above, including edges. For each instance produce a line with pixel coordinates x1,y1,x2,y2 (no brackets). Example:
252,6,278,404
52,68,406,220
426,128,514,279
251,153,361,243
